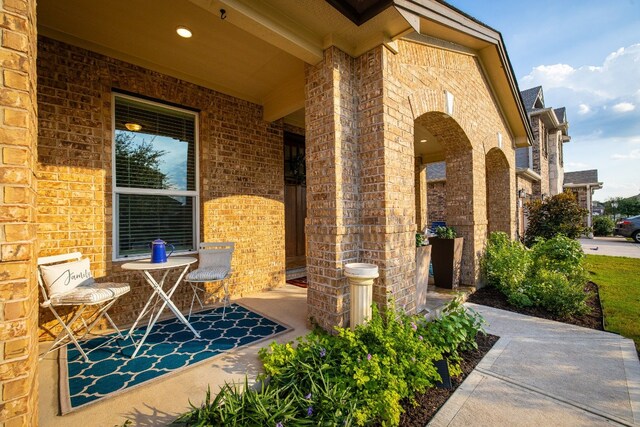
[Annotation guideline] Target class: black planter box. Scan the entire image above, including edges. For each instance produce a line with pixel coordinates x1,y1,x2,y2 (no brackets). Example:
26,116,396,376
430,237,463,289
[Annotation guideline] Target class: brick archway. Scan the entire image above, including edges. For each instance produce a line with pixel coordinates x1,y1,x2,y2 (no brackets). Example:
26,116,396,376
414,112,475,284
485,147,513,236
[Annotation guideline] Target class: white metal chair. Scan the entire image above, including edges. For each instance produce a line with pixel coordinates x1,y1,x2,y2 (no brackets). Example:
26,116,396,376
37,252,130,362
185,242,234,320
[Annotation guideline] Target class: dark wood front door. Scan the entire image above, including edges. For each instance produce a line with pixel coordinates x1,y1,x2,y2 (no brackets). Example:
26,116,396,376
284,132,306,270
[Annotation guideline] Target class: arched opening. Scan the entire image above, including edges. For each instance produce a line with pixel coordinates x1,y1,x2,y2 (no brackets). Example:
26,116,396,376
485,147,512,235
414,112,475,285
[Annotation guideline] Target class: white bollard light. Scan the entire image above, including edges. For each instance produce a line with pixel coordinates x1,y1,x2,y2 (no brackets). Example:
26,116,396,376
344,263,379,330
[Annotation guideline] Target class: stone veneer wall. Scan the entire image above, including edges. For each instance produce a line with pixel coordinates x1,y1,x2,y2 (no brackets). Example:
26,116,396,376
0,0,39,424
547,131,563,196
531,117,549,198
37,37,285,336
516,175,534,239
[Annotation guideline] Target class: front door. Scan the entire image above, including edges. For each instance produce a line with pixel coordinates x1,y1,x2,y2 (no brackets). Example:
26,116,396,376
284,132,306,270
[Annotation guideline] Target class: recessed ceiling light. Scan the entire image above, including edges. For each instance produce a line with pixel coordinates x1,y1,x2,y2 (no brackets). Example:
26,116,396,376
176,26,192,38
125,123,142,132
419,139,427,143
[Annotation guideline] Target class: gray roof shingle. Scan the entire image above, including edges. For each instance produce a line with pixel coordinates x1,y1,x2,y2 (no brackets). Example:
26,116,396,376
564,169,599,185
520,86,542,111
554,107,567,123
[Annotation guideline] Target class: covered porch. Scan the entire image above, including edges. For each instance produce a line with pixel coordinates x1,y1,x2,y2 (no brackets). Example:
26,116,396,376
0,0,533,424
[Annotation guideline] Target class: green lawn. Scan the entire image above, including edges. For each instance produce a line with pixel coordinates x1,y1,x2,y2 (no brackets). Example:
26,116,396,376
585,254,640,351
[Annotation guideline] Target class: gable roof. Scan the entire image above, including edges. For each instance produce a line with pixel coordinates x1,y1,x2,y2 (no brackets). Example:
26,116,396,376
554,107,567,124
520,86,542,111
564,169,599,185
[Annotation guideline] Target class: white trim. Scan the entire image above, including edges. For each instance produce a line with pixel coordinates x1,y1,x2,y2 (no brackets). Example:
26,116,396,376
111,93,200,261
516,167,542,182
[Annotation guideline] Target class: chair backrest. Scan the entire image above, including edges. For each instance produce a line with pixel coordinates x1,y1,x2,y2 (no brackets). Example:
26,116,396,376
198,242,234,270
37,252,84,303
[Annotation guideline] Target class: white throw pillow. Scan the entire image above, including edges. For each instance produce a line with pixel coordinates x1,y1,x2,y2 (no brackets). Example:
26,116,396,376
40,258,95,296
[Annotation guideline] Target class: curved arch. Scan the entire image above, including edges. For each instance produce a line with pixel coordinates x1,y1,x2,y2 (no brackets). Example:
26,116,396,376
414,110,475,284
485,147,514,235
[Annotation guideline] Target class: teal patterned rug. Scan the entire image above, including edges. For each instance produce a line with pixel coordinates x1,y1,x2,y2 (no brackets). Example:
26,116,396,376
59,304,289,414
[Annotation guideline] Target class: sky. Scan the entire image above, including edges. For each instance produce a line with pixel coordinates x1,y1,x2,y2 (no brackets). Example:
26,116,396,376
446,0,640,201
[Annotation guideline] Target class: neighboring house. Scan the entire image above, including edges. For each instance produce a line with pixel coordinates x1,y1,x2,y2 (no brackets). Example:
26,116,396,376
592,201,605,217
564,170,604,228
0,0,535,422
515,86,571,238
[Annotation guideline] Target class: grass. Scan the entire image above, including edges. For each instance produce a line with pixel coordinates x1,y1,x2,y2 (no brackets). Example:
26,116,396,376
585,254,640,351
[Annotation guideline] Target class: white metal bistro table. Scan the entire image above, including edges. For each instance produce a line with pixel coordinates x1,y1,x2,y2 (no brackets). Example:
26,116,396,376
121,256,198,358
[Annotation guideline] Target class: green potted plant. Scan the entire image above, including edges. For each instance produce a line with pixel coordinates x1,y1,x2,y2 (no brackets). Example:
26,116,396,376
429,226,463,289
415,233,432,312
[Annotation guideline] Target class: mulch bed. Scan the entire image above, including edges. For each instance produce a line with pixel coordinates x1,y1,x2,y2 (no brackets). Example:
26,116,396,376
466,281,604,331
398,333,500,427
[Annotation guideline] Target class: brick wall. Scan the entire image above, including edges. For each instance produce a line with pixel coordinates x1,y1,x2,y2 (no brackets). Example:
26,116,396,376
388,40,516,284
426,181,446,225
486,148,512,234
37,37,285,336
305,47,360,329
0,0,39,424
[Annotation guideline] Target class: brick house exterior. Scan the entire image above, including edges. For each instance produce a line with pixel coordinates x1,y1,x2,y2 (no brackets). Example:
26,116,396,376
0,1,535,423
515,86,571,239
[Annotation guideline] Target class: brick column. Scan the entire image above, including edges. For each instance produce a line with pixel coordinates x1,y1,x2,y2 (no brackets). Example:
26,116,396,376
414,157,427,232
358,47,416,313
305,47,360,330
0,0,39,425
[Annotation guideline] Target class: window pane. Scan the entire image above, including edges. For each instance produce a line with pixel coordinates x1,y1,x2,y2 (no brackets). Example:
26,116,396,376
115,96,196,191
117,194,195,258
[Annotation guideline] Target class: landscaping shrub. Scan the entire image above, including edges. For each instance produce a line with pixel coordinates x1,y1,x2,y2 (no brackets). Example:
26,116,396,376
177,300,486,427
481,232,531,298
593,216,615,236
482,232,589,316
524,192,588,247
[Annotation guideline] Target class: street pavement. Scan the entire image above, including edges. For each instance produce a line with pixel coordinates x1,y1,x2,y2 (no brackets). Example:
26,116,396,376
580,236,640,259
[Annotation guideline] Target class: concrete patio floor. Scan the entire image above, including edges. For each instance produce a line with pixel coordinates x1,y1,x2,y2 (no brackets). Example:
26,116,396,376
38,285,311,426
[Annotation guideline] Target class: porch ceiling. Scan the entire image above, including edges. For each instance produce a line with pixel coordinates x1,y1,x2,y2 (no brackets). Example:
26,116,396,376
37,0,411,123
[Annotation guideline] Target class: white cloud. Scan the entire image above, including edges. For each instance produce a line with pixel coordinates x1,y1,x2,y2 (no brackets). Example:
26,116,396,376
521,43,640,105
578,104,591,114
564,161,590,171
612,102,635,113
611,149,640,160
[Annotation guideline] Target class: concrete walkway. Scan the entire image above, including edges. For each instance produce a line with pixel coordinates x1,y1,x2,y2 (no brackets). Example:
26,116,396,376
580,236,640,258
430,303,640,426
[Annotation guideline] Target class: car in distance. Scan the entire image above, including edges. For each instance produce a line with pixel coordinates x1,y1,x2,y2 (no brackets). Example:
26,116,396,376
614,215,640,243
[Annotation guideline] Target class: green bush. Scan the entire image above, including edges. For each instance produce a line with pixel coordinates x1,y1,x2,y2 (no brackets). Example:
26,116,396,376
481,233,589,317
524,192,588,247
434,226,457,239
593,216,615,236
481,232,531,297
175,299,484,427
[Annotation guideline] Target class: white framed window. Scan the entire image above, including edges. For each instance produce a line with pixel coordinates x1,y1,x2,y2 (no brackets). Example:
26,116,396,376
112,93,199,260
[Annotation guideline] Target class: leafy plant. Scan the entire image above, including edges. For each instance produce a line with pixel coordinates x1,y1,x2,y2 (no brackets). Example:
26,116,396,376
418,299,486,376
434,226,457,239
481,232,531,298
481,232,590,316
524,192,588,247
416,233,428,247
593,216,615,236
